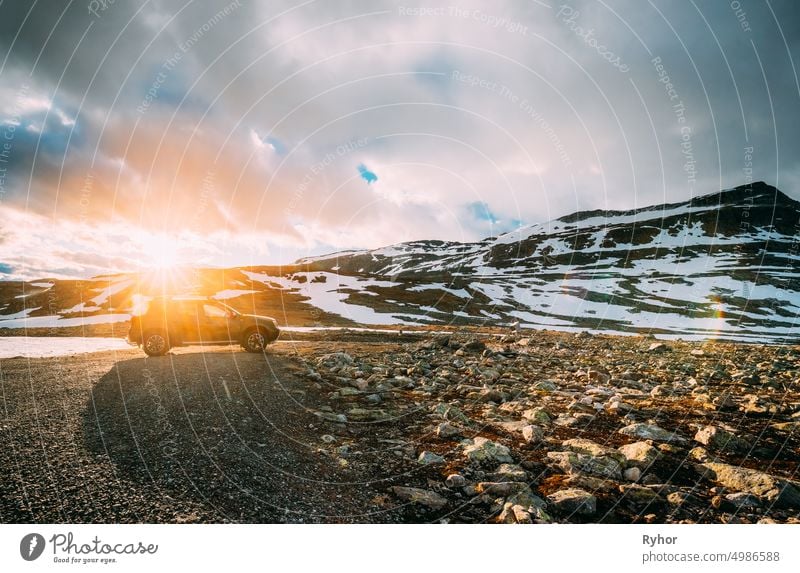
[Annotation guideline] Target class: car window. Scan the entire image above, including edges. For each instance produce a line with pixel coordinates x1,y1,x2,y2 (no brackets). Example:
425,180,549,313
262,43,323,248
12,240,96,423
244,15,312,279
203,304,228,318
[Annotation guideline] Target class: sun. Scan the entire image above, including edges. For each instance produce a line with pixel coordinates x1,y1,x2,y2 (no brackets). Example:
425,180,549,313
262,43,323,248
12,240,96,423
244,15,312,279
135,237,195,295
150,241,181,270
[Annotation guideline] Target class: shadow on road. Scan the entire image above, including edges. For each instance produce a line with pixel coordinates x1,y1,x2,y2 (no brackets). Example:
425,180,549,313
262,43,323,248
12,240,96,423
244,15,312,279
81,350,382,523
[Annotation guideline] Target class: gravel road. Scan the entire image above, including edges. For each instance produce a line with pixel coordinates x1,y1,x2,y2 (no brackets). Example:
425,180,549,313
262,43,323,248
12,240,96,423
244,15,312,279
0,342,419,523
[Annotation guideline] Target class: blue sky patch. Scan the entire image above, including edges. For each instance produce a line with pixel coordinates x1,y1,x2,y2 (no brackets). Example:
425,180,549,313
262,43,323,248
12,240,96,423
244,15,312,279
0,263,13,275
357,163,378,184
263,135,286,154
468,201,498,224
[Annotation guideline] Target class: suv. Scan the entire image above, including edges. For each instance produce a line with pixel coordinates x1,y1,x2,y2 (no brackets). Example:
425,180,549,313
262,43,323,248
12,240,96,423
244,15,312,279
128,296,280,356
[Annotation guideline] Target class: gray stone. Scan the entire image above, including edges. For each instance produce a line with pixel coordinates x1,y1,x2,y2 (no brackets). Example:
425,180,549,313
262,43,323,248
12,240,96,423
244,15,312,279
563,438,626,463
315,411,347,423
725,492,762,510
619,484,662,506
490,463,528,482
522,407,551,425
694,425,751,453
417,451,445,465
436,422,462,439
521,424,544,444
697,462,800,509
624,467,641,482
618,423,688,444
618,441,660,469
546,451,624,480
531,380,557,392
445,474,466,488
463,437,514,464
433,403,470,424
547,488,597,515
391,486,448,510
476,481,532,497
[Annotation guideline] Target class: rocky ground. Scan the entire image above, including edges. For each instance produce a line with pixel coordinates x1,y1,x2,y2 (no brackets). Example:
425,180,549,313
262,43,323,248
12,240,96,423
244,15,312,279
1,329,799,523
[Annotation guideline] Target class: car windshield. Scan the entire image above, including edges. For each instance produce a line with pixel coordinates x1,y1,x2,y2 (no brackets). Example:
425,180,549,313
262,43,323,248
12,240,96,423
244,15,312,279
215,302,239,316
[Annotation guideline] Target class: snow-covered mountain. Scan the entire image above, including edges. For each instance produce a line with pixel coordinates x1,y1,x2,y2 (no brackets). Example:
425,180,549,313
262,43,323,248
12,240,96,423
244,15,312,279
2,182,799,342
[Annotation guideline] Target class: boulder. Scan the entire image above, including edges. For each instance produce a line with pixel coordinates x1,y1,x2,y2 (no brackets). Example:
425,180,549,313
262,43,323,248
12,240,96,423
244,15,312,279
618,441,660,469
697,462,800,509
618,423,688,444
693,426,751,453
417,451,445,465
546,450,624,480
462,437,514,464
547,488,596,515
391,487,448,510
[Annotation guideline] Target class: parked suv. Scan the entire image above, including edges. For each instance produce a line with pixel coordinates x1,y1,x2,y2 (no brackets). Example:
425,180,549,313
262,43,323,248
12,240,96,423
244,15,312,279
128,295,280,356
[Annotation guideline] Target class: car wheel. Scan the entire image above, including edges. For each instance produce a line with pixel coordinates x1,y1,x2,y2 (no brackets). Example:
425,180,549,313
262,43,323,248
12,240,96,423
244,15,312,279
143,331,169,356
243,329,266,353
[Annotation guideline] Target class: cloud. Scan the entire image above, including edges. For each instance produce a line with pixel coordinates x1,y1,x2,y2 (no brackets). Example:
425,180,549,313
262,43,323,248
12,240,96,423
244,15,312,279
0,0,798,278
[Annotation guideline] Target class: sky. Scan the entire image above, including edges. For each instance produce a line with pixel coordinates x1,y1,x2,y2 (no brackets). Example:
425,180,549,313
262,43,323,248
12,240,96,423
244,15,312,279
0,0,798,279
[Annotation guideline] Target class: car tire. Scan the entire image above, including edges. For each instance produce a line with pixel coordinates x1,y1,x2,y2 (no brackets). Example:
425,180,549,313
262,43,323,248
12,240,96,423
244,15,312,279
142,330,169,356
243,328,267,353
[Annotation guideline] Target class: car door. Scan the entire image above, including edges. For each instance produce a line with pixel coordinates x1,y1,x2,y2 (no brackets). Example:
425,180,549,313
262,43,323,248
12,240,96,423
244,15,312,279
177,301,203,344
200,302,234,342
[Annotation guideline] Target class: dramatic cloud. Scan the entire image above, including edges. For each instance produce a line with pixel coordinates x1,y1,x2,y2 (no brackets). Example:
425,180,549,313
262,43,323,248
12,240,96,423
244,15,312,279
0,0,798,278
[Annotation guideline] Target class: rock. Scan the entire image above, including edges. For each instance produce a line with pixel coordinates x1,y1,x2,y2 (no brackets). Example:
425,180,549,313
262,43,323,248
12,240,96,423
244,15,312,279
694,425,751,453
546,450,624,480
495,420,529,434
650,385,670,397
647,342,670,353
463,437,514,464
433,403,470,424
771,421,800,432
688,447,711,462
531,380,557,392
347,407,387,421
586,368,610,383
521,424,544,444
618,441,660,469
489,463,528,482
417,451,445,465
315,411,347,423
320,434,336,443
476,481,532,497
365,393,383,405
666,491,691,506
563,438,626,463
498,502,533,524
618,423,688,444
522,407,551,425
725,492,762,510
697,462,800,509
436,422,462,439
547,488,596,515
317,352,354,368
619,484,662,506
563,474,618,492
391,487,448,510
741,395,778,416
624,467,641,482
461,339,486,353
445,474,466,488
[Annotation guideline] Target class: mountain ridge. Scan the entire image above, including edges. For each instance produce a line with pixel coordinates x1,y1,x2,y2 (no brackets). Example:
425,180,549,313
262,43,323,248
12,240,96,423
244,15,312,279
1,181,798,342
